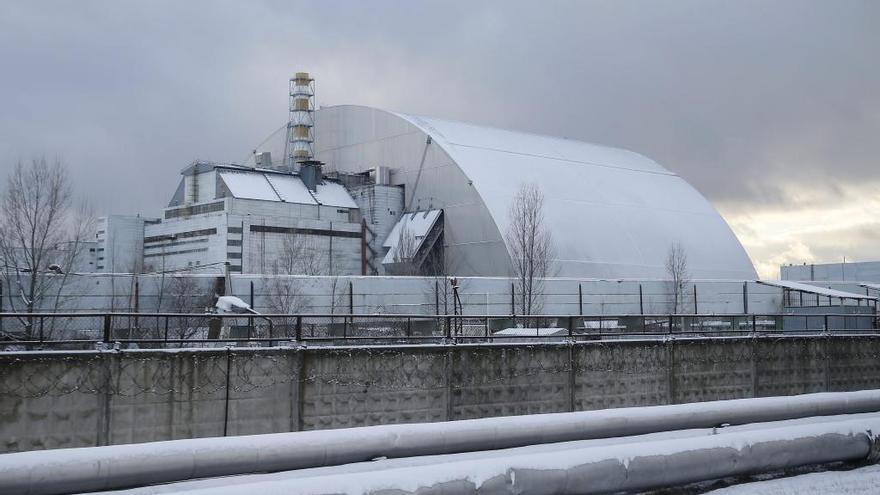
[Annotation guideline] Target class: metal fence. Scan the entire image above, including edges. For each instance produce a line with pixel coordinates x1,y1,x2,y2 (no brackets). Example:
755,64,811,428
1,311,879,350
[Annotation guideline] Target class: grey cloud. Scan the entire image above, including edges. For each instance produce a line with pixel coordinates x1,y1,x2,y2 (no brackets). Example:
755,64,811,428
0,0,878,220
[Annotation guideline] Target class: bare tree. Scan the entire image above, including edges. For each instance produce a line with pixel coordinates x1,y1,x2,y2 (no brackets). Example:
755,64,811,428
505,183,555,315
162,275,212,344
264,232,322,334
665,241,690,314
273,232,324,277
0,158,93,338
389,224,418,276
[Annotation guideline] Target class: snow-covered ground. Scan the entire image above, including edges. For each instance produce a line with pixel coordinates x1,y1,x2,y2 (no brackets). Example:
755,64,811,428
707,464,880,495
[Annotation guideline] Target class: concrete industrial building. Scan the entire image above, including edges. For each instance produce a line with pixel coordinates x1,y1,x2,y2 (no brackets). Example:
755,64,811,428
94,74,757,280
782,261,880,284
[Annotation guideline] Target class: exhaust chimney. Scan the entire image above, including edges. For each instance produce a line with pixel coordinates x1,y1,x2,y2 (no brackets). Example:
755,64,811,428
287,72,315,169
299,160,323,192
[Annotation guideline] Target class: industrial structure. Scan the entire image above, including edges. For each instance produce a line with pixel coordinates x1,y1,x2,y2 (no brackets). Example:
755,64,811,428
782,260,880,284
94,73,757,280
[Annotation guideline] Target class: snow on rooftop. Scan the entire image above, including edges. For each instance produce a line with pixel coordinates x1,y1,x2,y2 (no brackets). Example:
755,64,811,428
312,181,359,209
219,172,279,202
265,175,317,204
219,170,357,208
758,280,877,300
860,283,880,291
382,210,442,264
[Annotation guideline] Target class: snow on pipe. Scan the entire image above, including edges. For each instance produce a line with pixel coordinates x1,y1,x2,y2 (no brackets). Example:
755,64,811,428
2,390,880,495
175,418,880,495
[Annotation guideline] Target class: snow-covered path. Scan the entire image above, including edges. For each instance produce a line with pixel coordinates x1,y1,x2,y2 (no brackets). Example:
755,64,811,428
707,464,880,495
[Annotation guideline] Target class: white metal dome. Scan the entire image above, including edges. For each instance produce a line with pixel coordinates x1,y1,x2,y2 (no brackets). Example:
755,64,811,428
315,105,757,280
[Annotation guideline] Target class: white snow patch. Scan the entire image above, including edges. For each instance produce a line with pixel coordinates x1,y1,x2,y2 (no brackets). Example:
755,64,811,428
758,280,877,301
311,181,358,209
219,172,278,201
215,296,252,313
382,210,442,264
265,175,317,205
494,327,567,337
707,464,880,494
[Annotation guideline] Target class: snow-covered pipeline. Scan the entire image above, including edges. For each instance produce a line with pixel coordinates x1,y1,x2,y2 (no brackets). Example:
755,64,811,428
155,418,880,495
2,390,880,495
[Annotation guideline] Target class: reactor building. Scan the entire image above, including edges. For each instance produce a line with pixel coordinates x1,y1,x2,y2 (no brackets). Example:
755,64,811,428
95,73,757,280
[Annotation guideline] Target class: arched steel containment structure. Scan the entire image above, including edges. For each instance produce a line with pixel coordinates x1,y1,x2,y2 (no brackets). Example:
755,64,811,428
315,105,757,279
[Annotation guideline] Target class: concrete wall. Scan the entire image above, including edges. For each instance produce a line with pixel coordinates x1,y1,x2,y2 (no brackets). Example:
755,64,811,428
3,335,880,453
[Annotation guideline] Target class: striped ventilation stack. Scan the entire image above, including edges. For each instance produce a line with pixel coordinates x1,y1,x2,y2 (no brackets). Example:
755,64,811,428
287,72,315,169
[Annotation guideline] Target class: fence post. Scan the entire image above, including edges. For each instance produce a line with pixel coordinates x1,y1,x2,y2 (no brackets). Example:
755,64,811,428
510,283,515,315
639,284,644,315
295,315,302,342
743,282,749,314
223,347,232,437
824,333,831,392
445,348,455,421
751,334,759,398
248,281,254,339
102,314,112,343
693,284,698,314
578,283,583,315
39,315,44,343
667,339,676,405
568,343,576,412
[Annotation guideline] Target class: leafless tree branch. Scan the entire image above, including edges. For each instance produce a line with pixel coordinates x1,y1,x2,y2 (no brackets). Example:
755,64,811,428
505,183,555,315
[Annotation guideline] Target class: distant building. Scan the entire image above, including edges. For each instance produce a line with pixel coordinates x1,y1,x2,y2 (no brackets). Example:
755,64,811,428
96,161,366,276
95,215,156,273
781,261,880,283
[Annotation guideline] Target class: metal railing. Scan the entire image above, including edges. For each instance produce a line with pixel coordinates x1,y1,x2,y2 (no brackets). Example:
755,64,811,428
0,312,878,350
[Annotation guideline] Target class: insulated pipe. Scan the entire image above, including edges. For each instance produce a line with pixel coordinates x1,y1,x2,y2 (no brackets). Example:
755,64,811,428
2,390,880,495
229,419,880,495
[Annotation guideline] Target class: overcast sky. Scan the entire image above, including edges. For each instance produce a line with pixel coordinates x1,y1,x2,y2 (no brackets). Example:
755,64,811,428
1,0,877,278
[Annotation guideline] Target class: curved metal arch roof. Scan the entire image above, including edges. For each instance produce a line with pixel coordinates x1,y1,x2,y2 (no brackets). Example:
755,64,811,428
393,112,757,280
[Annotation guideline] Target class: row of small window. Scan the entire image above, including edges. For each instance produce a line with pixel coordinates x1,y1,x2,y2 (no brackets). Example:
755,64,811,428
164,201,225,219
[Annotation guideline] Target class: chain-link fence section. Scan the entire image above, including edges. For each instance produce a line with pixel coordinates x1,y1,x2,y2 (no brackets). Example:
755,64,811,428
2,312,878,351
